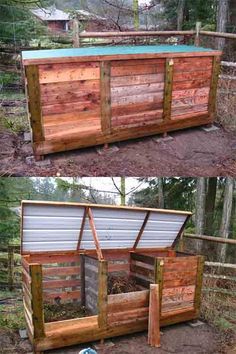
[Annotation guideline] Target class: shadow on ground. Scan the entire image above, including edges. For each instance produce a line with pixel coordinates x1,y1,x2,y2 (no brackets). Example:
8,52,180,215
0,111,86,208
1,126,236,176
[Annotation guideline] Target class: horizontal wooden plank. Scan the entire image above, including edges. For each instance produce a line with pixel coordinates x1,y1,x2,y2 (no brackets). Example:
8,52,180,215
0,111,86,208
112,92,163,106
43,279,80,290
27,254,80,264
42,98,100,116
39,64,100,84
45,315,98,333
111,73,165,87
40,79,100,97
112,59,165,67
162,300,194,313
112,101,163,117
171,110,209,121
164,270,197,282
111,64,165,77
43,109,100,127
174,70,211,82
41,89,100,106
43,289,81,301
172,87,210,100
173,79,211,91
162,285,195,302
130,263,154,279
163,275,196,288
130,253,155,266
108,290,149,312
108,263,129,272
111,82,164,98
43,115,101,140
108,307,149,324
112,110,163,129
174,57,213,72
43,266,80,277
131,274,151,288
172,104,208,117
172,95,209,108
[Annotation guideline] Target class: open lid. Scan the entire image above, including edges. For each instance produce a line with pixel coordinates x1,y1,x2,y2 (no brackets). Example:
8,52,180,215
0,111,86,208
21,201,191,255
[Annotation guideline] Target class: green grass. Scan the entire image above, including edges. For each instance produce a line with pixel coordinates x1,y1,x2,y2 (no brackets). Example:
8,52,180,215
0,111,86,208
0,289,25,330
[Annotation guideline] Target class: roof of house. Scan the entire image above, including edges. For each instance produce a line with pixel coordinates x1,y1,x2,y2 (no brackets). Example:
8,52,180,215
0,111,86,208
31,6,70,21
73,9,106,21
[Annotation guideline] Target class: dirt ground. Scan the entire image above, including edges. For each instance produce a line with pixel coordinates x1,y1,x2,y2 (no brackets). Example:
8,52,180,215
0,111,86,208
1,125,236,177
1,322,235,354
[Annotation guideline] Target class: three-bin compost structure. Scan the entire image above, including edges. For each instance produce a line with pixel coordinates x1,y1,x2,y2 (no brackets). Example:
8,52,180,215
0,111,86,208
21,200,204,353
21,44,221,159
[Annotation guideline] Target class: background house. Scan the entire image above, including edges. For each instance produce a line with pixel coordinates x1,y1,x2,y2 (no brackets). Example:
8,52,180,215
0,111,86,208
31,6,70,33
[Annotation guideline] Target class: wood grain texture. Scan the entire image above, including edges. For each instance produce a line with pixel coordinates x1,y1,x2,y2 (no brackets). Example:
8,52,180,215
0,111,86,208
163,58,174,121
100,61,111,134
148,284,161,347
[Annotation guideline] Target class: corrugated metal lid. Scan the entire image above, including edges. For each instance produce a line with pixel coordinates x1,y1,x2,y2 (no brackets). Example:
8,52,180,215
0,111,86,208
21,201,191,254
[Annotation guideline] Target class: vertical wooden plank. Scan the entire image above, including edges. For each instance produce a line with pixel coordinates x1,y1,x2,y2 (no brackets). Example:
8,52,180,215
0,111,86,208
30,264,45,339
154,259,164,316
80,254,85,306
163,58,174,122
87,207,104,261
98,260,108,329
208,56,221,119
100,61,111,134
25,65,44,143
8,245,14,291
148,284,161,348
194,255,205,315
133,211,150,249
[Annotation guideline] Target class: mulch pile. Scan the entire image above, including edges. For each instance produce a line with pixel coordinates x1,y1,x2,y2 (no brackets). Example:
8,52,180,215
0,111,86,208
107,275,143,295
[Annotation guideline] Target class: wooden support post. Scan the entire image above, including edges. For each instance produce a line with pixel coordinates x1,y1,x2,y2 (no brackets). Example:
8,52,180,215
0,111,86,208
87,208,104,261
8,245,14,291
24,66,44,144
133,211,150,249
80,254,85,307
100,61,111,134
163,58,174,122
77,206,88,250
98,260,108,329
29,264,45,339
73,18,80,47
208,56,221,120
195,22,201,46
178,232,184,252
194,255,205,315
154,259,164,316
148,284,161,347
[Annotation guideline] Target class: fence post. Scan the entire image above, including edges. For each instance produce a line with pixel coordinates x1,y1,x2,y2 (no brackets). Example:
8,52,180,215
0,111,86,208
73,18,80,48
194,255,205,315
29,263,45,339
195,22,201,46
8,245,14,291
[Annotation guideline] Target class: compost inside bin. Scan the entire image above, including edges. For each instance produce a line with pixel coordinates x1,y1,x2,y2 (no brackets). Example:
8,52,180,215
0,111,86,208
44,303,91,322
107,274,144,294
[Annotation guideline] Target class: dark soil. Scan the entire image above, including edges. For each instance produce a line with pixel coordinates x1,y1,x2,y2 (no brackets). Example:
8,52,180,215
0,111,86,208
44,303,90,323
107,275,143,294
1,126,236,176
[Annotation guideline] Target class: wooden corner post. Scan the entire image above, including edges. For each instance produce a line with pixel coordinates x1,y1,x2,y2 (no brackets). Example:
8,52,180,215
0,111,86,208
148,284,161,347
163,58,174,122
154,259,164,316
29,263,45,339
24,66,44,146
194,255,205,315
98,260,108,329
100,61,111,134
208,56,221,121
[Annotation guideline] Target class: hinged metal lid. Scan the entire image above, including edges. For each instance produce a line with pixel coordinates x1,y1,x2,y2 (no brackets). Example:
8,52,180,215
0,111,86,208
21,200,191,254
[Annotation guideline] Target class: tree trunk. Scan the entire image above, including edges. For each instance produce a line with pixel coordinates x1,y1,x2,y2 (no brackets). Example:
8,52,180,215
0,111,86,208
229,0,236,25
219,178,234,262
133,0,139,30
216,0,229,50
177,0,185,30
120,177,126,206
158,178,164,208
204,178,217,235
195,178,206,253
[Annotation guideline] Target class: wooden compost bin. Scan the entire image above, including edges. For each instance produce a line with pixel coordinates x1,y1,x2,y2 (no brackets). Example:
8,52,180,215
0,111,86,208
21,200,204,353
21,45,221,159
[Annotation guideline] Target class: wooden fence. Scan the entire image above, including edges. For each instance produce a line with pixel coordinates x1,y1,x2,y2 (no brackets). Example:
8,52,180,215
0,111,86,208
0,244,21,290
